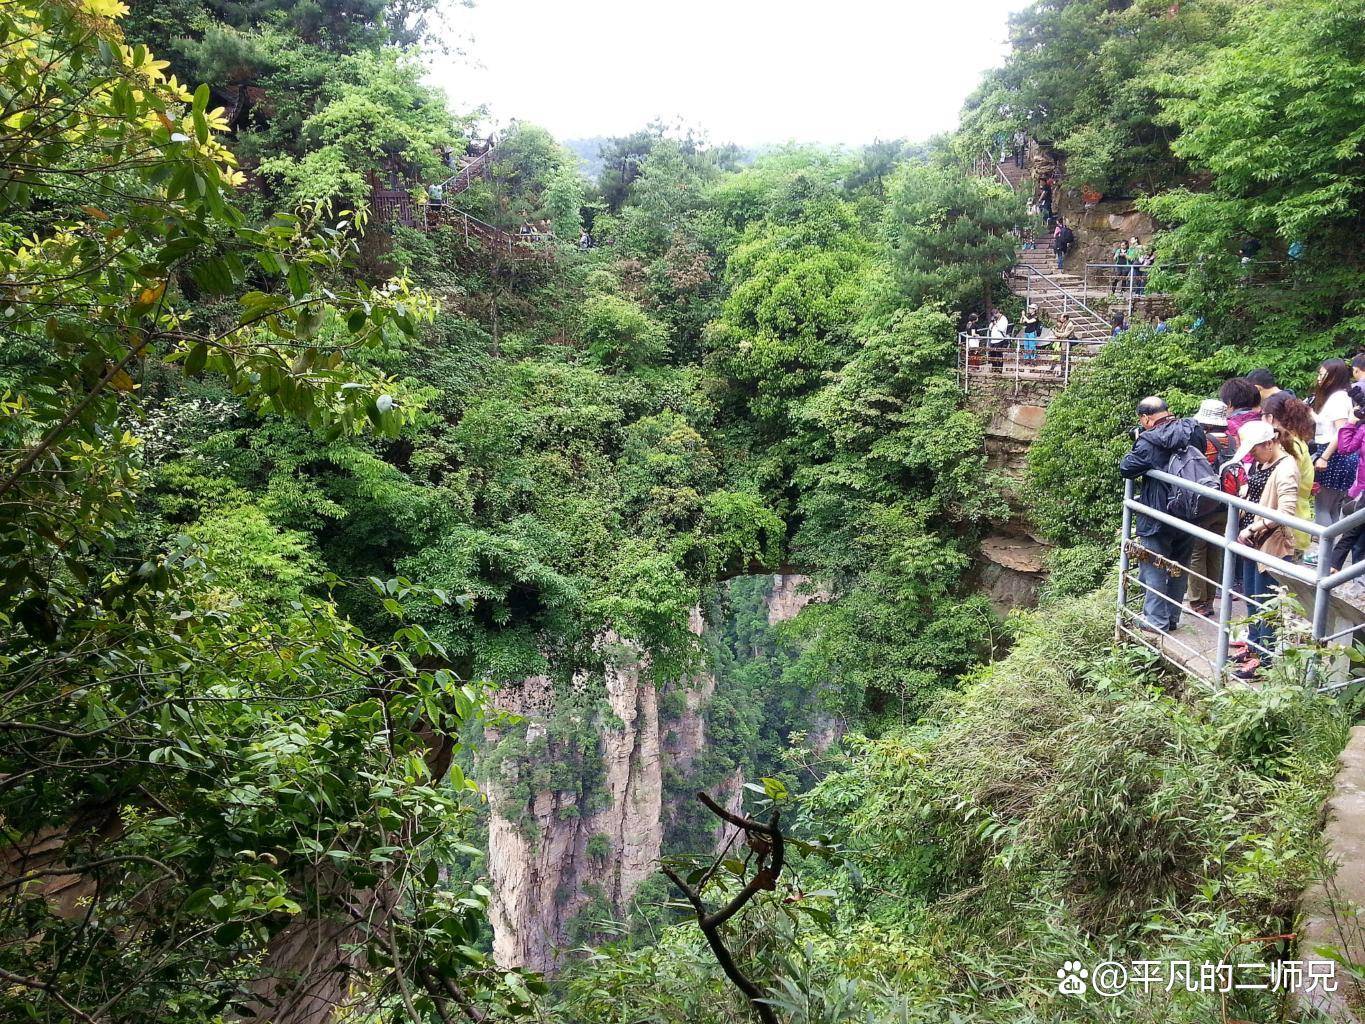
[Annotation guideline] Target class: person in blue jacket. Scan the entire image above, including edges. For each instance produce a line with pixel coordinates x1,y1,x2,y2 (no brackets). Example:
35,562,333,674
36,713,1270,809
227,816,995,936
1119,396,1207,632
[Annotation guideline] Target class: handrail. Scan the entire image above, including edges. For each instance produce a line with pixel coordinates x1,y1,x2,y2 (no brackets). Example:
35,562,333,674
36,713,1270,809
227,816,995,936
1118,465,1365,690
981,149,1014,191
1011,263,1108,324
957,330,1104,387
1141,467,1365,546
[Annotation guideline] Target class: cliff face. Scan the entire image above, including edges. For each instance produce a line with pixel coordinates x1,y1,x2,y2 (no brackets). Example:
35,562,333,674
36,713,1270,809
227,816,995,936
485,619,711,973
485,577,825,973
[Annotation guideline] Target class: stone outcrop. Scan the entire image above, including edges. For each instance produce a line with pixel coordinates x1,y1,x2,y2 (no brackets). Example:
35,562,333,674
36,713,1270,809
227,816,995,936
767,572,823,625
975,533,1050,613
485,617,714,974
485,576,834,974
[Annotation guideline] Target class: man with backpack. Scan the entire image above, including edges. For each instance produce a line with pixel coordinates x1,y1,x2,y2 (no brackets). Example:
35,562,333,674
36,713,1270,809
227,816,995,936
1185,400,1234,617
1119,396,1208,633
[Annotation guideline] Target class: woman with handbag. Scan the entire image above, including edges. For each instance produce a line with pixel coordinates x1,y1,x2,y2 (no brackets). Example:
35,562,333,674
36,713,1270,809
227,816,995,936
1310,358,1357,527
1226,421,1301,677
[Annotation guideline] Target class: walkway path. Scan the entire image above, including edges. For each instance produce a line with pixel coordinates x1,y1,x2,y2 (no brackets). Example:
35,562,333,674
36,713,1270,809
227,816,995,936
369,135,553,259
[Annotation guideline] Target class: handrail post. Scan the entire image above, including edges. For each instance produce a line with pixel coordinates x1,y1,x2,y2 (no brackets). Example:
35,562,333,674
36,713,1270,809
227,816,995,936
1127,265,1135,320
1118,479,1134,640
1215,509,1239,677
1313,534,1336,643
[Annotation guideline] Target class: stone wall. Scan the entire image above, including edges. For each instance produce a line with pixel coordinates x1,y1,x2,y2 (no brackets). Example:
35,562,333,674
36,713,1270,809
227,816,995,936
1295,725,1365,1021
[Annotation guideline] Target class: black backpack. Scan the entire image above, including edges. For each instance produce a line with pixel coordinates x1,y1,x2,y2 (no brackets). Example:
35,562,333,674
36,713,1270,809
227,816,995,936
1166,443,1220,520
1059,225,1075,249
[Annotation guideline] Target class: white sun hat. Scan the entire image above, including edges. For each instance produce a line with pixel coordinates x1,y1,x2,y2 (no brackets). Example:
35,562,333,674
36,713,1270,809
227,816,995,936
1226,419,1277,469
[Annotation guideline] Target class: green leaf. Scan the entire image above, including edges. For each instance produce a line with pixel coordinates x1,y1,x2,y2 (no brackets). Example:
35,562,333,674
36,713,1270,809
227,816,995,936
184,343,207,376
286,262,309,300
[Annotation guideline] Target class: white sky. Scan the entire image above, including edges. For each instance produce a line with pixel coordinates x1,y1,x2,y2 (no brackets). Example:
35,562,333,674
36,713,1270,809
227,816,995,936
426,0,1024,147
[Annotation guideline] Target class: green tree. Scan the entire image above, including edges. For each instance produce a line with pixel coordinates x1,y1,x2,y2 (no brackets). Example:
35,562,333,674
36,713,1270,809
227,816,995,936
0,6,533,1022
882,163,1022,315
1144,0,1365,364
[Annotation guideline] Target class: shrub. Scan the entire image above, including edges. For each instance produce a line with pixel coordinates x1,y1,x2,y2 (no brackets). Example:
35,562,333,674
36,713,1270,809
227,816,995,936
580,293,670,369
1037,541,1115,606
1025,326,1219,544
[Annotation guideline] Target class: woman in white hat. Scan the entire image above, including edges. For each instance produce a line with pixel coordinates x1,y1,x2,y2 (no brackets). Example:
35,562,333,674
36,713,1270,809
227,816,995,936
1227,419,1301,675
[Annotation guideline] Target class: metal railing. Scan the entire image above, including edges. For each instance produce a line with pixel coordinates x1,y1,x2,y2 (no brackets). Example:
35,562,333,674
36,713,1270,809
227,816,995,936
1118,469,1365,692
972,149,1019,191
1012,264,1109,329
1084,262,1155,319
957,331,1105,388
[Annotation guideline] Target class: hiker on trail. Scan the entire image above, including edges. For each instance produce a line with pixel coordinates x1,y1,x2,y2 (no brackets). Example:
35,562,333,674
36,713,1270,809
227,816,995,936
1052,217,1074,272
1037,178,1054,225
1185,399,1233,619
1021,305,1041,362
1054,313,1077,341
1110,312,1129,336
1261,392,1317,556
1219,377,1262,443
1012,130,1027,167
1327,400,1365,574
1155,315,1169,333
1240,235,1262,264
987,308,1010,372
579,228,592,250
1311,358,1357,527
1119,396,1207,633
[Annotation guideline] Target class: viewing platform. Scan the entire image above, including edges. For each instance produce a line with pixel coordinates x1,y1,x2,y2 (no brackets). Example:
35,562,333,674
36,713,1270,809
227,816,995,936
1118,470,1365,691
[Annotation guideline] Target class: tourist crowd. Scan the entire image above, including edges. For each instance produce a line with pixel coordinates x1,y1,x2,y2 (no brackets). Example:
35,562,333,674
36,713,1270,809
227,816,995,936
1120,359,1365,677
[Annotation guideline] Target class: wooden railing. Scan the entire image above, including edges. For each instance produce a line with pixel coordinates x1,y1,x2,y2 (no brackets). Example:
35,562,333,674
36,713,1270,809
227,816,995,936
368,187,550,259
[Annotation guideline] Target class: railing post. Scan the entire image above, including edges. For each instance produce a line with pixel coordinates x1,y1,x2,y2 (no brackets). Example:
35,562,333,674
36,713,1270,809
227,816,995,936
1215,510,1240,677
1118,479,1134,640
1313,533,1336,643
1127,266,1135,320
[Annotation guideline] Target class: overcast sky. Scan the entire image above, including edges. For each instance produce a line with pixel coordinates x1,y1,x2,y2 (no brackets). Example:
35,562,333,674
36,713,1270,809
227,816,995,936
426,0,1024,147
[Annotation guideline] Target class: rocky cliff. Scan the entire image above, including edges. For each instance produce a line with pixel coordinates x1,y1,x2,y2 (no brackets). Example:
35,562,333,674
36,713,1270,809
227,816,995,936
483,576,825,973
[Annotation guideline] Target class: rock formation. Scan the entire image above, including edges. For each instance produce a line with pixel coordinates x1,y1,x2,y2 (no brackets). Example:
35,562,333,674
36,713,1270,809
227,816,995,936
484,577,829,973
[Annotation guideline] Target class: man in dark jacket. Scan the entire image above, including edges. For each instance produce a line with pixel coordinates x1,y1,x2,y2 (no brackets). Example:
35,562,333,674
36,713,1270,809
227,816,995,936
1119,396,1207,632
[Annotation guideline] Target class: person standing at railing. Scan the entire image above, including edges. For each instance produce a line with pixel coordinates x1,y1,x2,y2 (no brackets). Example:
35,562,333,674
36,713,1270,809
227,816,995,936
1310,358,1357,528
1120,397,1207,633
1327,402,1365,573
1261,392,1317,557
1021,305,1041,363
1228,420,1301,674
1247,368,1294,403
1109,241,1129,294
1186,400,1233,618
1012,130,1027,167
1219,377,1262,444
988,308,1009,374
